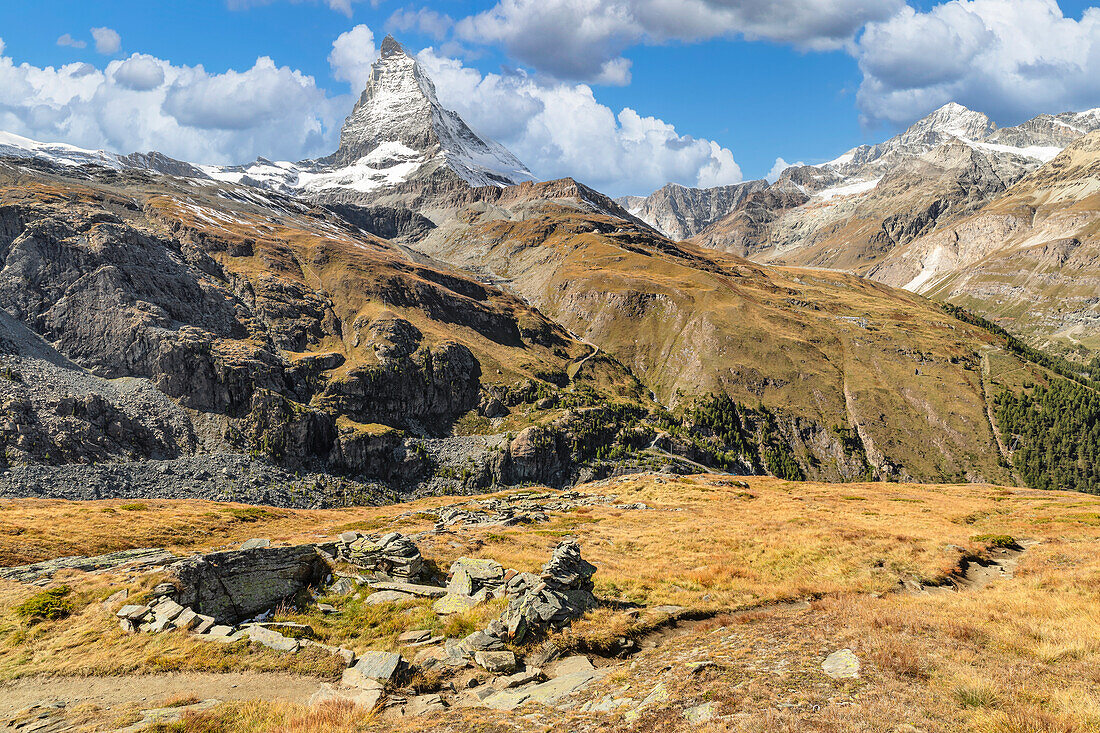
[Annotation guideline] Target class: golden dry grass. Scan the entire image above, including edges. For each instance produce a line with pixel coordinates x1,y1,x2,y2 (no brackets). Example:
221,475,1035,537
5,475,1100,730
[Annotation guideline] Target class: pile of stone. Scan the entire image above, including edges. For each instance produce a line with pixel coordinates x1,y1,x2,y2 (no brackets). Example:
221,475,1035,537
116,596,215,635
491,539,598,644
428,540,597,648
337,531,425,582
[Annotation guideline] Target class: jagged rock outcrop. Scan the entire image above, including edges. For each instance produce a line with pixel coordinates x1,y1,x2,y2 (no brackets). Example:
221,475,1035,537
171,544,332,623
323,202,436,242
507,426,571,485
317,342,480,433
615,180,768,241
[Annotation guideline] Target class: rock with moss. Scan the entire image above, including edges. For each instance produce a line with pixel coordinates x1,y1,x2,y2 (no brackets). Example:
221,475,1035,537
339,531,426,582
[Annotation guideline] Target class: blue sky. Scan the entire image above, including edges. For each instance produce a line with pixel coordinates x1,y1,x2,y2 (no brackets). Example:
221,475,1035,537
1,0,1100,195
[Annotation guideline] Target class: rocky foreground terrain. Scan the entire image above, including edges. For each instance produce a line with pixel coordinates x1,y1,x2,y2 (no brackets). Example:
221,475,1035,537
0,473,1097,732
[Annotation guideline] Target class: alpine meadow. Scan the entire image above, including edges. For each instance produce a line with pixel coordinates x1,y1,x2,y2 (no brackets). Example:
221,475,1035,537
2,2,1100,731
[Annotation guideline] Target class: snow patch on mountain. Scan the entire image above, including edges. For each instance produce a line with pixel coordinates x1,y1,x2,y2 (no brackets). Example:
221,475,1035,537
814,177,881,201
0,130,123,169
213,35,534,198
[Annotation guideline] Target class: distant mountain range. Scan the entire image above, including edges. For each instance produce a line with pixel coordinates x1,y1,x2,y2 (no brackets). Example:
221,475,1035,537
618,101,1100,354
0,35,1097,496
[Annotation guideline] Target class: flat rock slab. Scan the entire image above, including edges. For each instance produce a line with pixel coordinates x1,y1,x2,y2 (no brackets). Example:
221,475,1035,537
310,683,382,710
492,668,543,690
116,605,151,622
432,593,479,615
480,668,603,711
823,649,861,680
474,650,517,674
551,656,595,678
242,626,300,653
405,694,446,716
370,581,447,598
0,548,177,584
350,651,403,683
398,629,433,644
365,590,418,605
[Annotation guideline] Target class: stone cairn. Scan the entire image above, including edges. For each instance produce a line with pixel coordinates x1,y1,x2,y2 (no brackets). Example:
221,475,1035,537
483,539,597,644
337,531,426,582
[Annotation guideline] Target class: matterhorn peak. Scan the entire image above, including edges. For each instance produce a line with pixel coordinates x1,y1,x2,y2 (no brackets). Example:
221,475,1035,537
379,34,405,58
331,35,532,187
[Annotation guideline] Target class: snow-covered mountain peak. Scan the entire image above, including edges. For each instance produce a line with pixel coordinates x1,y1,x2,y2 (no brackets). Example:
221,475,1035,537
899,102,995,146
332,35,533,188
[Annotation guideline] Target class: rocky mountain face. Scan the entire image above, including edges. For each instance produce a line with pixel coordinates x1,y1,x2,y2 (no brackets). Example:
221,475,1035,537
204,37,533,206
0,156,605,498
869,130,1100,352
615,181,767,241
626,104,1100,272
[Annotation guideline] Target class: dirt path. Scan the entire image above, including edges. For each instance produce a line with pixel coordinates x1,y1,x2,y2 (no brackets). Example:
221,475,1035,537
1,671,325,714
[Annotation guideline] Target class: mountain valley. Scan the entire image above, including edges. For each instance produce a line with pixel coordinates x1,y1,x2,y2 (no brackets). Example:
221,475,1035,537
2,30,1100,733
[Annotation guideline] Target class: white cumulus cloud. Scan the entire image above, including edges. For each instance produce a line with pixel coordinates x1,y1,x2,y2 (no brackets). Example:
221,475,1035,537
328,24,379,92
112,54,166,91
417,47,742,195
91,27,121,55
854,0,1100,126
455,0,902,83
0,44,342,165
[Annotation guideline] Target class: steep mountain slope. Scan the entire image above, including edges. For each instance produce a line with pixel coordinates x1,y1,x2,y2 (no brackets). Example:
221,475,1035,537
205,37,534,206
688,104,1097,267
413,196,1022,485
615,180,767,241
0,157,589,484
870,131,1100,351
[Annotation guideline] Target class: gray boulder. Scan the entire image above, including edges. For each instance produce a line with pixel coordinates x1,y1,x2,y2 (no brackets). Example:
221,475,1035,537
172,544,331,624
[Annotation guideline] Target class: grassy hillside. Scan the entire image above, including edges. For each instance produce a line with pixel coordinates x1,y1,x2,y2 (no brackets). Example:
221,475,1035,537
3,475,1100,730
416,202,1028,484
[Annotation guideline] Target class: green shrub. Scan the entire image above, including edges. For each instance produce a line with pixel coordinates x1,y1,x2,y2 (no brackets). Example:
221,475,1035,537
971,534,1018,549
15,586,74,624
